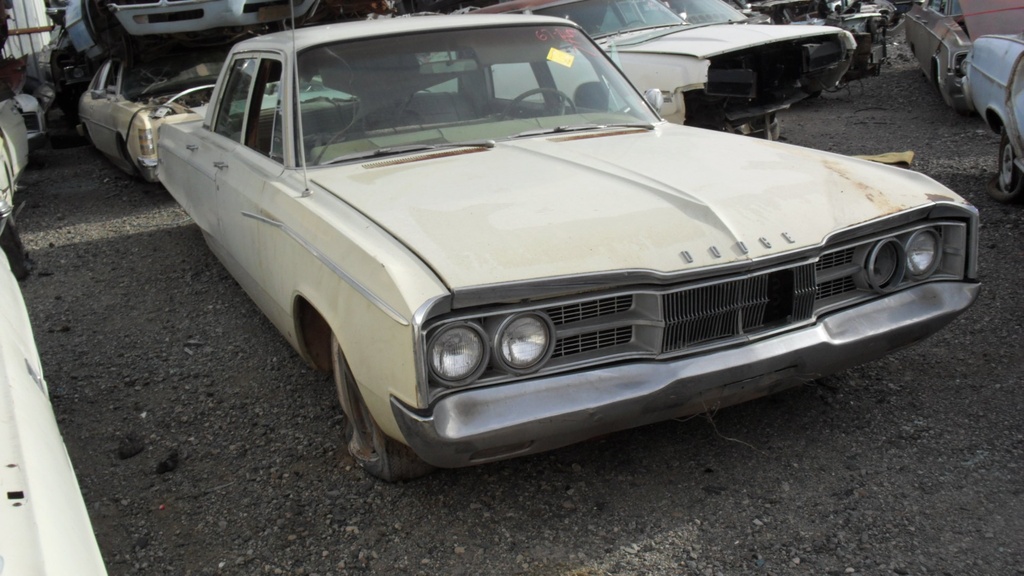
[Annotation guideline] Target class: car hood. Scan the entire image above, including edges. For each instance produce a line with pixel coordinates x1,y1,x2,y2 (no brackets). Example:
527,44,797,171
608,23,850,58
311,126,964,291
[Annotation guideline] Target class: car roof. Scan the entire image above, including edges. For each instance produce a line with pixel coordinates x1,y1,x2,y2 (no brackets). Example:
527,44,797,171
232,14,579,54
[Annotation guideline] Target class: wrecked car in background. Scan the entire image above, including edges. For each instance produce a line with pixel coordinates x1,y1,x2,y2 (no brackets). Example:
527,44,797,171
475,0,855,139
905,0,972,114
964,33,1024,203
78,48,224,181
158,15,979,481
906,0,1024,115
745,0,900,80
0,210,109,575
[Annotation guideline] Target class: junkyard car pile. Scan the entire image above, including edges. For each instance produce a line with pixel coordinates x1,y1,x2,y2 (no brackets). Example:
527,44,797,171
475,0,856,137
152,14,979,481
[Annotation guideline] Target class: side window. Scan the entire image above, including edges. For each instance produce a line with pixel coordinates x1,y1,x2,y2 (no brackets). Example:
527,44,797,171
243,59,284,161
105,61,121,94
214,57,257,141
89,61,111,91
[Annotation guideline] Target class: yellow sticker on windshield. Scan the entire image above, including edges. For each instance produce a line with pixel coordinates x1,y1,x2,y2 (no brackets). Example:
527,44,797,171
547,47,575,68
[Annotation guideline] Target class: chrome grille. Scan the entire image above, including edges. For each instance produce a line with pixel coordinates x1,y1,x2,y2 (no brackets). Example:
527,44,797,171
817,277,857,299
816,247,855,270
552,327,632,358
662,264,816,353
546,295,632,325
21,113,39,132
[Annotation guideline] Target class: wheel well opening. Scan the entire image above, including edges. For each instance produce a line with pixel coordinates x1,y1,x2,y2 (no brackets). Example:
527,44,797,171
985,111,1004,135
295,297,332,373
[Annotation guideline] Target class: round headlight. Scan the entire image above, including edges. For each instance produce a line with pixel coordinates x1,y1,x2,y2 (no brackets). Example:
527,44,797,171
867,238,905,291
428,323,486,384
496,314,552,372
905,229,941,278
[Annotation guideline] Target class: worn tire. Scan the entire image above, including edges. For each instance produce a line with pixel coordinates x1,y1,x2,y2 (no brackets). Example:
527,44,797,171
330,334,434,482
989,129,1024,203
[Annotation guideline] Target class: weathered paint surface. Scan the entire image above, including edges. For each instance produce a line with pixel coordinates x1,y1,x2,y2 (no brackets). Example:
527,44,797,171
0,248,109,575
312,126,951,290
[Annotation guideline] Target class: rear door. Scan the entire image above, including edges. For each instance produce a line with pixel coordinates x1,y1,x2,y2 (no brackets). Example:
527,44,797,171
204,54,287,288
79,60,124,164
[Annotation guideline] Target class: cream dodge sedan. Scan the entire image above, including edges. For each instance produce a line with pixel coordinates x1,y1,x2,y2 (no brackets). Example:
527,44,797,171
158,15,980,481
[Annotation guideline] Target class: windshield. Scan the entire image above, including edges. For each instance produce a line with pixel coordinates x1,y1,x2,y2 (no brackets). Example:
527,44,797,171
297,24,660,167
660,0,747,24
532,0,683,37
123,51,225,101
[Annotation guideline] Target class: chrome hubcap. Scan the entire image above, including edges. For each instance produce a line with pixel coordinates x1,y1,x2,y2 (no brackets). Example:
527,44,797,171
1000,141,1016,190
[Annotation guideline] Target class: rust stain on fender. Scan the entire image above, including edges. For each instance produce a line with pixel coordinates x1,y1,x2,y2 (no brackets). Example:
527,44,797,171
823,158,908,216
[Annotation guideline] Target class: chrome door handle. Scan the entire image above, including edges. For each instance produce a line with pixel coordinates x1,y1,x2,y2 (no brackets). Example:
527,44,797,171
213,161,228,169
186,144,199,151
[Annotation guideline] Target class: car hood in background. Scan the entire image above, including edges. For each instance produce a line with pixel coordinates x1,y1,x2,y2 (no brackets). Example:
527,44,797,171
312,126,964,291
609,22,853,58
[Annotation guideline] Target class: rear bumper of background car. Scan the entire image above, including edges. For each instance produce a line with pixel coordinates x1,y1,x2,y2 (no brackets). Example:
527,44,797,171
392,281,980,468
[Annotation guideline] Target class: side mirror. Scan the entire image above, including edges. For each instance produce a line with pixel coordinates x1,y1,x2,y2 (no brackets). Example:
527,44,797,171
90,89,105,99
643,88,664,113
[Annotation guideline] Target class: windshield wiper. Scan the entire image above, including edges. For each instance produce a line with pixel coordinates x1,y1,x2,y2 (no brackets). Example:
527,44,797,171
321,140,495,166
510,122,656,139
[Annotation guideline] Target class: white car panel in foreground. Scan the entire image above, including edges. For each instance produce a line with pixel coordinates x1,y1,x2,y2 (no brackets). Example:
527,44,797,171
0,215,108,574
158,15,979,481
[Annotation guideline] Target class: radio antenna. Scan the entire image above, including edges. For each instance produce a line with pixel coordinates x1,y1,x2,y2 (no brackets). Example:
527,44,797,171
290,0,312,197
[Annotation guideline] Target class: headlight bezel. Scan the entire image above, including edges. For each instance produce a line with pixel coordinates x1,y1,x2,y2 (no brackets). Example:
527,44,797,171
866,237,906,292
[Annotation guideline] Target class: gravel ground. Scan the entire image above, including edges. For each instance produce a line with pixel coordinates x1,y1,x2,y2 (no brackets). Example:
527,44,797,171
12,38,1024,576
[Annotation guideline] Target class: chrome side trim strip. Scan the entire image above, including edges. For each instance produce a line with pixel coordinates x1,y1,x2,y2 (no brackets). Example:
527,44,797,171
242,211,409,326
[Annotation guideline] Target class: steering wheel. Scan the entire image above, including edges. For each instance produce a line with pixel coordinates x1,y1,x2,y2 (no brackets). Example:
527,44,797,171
500,87,577,119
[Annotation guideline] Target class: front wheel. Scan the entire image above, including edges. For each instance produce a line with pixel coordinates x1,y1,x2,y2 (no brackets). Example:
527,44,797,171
331,334,434,482
989,129,1024,203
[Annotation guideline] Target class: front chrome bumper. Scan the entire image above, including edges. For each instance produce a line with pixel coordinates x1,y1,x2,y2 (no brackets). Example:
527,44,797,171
392,281,980,468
